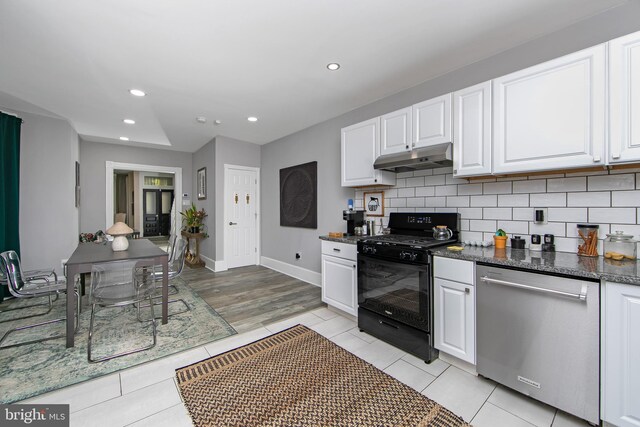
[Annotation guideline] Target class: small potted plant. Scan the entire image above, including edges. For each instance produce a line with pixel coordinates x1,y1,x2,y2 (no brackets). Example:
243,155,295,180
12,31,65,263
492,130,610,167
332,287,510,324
494,228,508,249
181,204,207,233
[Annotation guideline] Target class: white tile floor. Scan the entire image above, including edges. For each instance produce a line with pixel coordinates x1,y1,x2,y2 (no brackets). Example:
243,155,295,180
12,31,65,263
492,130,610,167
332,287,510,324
21,308,593,427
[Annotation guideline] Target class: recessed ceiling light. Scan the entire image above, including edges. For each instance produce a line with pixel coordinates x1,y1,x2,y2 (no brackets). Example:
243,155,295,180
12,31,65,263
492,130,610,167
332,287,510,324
123,119,135,124
196,116,207,124
119,136,129,141
129,89,146,97
247,116,258,122
214,120,222,125
327,63,340,71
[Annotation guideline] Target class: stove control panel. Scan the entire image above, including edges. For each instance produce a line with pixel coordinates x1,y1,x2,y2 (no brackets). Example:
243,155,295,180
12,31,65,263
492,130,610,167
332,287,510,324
399,251,418,261
362,246,377,255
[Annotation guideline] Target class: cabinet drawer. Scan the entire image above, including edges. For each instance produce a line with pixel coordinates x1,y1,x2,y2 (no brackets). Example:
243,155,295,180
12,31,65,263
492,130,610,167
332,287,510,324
321,241,357,260
434,256,474,284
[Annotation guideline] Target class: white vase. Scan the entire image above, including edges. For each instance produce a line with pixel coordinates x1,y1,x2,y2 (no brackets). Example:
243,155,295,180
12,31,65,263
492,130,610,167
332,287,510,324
112,235,129,251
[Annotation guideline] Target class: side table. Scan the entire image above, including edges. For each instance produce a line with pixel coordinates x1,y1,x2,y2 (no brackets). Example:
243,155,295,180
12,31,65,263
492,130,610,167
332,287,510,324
181,231,206,268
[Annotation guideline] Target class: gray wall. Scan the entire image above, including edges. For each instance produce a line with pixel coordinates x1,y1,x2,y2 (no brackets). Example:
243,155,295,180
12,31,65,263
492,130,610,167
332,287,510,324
260,2,640,273
14,110,79,271
214,136,261,261
192,139,215,259
79,140,193,233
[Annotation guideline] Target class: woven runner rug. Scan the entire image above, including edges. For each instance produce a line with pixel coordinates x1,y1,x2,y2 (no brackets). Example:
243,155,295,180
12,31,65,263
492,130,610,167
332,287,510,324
176,325,469,427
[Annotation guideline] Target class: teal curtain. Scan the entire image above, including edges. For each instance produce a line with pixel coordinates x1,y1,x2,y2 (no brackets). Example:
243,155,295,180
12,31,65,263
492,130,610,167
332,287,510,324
0,112,22,301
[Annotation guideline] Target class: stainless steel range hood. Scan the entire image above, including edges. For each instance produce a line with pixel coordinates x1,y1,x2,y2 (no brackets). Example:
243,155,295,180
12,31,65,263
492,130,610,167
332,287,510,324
373,143,453,173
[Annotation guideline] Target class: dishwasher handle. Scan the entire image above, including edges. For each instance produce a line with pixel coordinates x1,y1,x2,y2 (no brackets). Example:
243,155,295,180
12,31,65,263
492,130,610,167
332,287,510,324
480,276,587,301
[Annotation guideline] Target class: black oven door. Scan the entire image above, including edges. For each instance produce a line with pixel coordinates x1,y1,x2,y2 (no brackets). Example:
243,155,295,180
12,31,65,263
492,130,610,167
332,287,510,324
357,254,431,331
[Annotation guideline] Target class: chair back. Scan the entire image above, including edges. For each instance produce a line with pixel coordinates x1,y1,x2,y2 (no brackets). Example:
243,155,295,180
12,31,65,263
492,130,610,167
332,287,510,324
91,260,153,305
166,233,177,262
172,237,187,276
0,251,26,297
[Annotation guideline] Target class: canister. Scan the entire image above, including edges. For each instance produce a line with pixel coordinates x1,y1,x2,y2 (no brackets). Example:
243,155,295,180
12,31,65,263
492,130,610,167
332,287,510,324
604,231,637,261
577,224,599,257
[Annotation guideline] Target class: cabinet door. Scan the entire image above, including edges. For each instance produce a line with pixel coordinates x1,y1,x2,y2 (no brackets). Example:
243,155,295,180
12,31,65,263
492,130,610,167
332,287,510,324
321,254,357,316
380,107,412,156
610,31,640,163
413,94,452,148
493,45,606,174
434,278,475,364
603,282,640,427
453,81,492,177
341,118,379,187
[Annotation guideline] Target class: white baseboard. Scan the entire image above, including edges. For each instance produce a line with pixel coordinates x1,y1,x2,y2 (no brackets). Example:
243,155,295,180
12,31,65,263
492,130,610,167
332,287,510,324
260,256,321,287
198,255,228,273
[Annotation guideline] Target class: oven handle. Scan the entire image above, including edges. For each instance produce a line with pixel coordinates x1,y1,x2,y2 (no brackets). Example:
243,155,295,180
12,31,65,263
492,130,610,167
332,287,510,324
378,319,399,330
480,276,587,301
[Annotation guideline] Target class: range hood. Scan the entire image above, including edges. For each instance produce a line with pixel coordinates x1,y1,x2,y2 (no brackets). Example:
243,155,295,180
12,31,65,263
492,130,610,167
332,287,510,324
374,143,453,173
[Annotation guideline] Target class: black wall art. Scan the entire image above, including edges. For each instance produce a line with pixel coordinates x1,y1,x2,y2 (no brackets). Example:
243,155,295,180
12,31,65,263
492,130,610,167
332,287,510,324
280,161,317,228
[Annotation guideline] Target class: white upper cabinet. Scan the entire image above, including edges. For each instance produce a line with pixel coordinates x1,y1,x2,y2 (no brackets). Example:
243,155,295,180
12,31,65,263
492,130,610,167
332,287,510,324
609,31,640,164
413,93,452,148
380,107,412,156
493,45,606,174
453,81,492,177
341,118,396,187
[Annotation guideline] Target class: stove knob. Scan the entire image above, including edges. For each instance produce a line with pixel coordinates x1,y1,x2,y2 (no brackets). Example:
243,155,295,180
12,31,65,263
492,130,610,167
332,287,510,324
400,251,417,261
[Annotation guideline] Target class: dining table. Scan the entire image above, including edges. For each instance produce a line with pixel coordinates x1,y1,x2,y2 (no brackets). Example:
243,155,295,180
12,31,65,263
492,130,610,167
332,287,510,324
65,238,169,348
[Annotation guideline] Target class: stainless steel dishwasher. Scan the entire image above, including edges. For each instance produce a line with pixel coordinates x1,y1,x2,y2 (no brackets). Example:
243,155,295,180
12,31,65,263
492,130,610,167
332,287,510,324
476,265,600,425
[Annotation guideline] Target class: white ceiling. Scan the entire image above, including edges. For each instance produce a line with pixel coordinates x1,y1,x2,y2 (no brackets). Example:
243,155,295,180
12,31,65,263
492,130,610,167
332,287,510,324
0,0,626,152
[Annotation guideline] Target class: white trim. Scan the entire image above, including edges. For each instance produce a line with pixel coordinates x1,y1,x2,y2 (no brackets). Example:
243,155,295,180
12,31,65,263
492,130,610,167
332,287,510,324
223,164,260,268
198,254,217,272
213,259,228,272
260,256,321,287
105,161,182,232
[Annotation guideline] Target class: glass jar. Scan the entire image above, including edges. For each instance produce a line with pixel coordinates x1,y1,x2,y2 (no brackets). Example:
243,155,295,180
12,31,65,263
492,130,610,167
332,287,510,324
604,231,637,261
577,224,599,257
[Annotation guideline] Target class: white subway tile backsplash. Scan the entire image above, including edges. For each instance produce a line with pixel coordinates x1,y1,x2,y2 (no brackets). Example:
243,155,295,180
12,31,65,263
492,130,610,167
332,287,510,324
425,197,447,207
460,219,470,231
435,207,455,213
397,208,416,213
395,178,406,188
397,187,415,197
471,195,497,207
460,231,483,242
483,181,512,195
483,208,512,220
389,198,407,208
470,220,497,232
611,190,640,207
384,188,398,198
529,193,566,207
590,207,637,224
413,169,434,177
588,174,635,191
415,187,435,197
396,171,414,179
529,222,566,237
458,208,483,219
424,175,446,186
406,177,425,187
554,237,580,253
567,191,610,207
547,177,586,193
446,196,470,207
497,220,528,235
513,208,534,221
433,167,453,175
446,175,468,185
435,185,458,196
566,223,610,239
513,180,546,194
498,194,529,207
609,224,640,239
458,184,483,195
407,197,425,208
547,208,587,223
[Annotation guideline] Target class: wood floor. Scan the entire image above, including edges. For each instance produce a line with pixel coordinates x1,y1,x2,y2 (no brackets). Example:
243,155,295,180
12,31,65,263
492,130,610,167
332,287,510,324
181,265,325,333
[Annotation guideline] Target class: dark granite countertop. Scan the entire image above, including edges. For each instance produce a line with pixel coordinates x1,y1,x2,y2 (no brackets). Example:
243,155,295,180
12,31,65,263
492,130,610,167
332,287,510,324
319,235,366,245
431,246,640,286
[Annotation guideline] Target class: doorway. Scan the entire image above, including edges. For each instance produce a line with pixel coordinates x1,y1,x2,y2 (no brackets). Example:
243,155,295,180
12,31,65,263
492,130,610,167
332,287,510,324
224,165,260,269
143,189,174,237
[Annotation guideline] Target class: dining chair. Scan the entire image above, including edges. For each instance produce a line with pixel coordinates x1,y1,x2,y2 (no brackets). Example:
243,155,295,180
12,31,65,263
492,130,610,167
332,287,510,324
88,259,157,363
0,251,80,349
0,266,61,322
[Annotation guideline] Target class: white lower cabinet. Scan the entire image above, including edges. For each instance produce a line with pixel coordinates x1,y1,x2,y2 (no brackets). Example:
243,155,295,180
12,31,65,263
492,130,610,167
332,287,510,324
433,257,475,364
321,241,357,316
603,281,640,427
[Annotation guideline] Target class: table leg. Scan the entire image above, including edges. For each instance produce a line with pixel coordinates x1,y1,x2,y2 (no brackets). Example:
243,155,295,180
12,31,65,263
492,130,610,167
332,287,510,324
162,258,168,325
66,265,78,348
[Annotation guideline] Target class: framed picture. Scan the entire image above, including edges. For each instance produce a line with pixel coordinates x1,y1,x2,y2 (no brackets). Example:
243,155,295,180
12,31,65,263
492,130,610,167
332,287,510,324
280,161,317,228
363,191,384,216
75,161,80,207
197,167,207,200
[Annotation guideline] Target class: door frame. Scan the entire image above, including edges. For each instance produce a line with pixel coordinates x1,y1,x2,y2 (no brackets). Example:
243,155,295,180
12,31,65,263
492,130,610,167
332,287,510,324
105,161,182,236
223,164,260,269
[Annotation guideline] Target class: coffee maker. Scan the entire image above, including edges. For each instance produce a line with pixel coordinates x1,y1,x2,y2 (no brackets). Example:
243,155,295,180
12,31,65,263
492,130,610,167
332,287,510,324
343,210,365,236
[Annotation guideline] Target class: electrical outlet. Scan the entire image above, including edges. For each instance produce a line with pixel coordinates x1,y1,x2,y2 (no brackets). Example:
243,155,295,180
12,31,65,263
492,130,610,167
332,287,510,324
533,207,548,224
295,253,301,260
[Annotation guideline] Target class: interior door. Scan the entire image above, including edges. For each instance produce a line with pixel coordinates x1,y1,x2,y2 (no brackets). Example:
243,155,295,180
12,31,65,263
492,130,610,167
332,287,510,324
143,189,174,237
225,167,258,269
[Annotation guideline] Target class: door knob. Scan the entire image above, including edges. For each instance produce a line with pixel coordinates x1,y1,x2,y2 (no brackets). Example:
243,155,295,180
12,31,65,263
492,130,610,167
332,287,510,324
229,222,237,225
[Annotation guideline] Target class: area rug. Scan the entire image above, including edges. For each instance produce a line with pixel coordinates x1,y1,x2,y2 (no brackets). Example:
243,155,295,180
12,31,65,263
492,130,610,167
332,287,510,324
176,325,469,427
0,281,236,403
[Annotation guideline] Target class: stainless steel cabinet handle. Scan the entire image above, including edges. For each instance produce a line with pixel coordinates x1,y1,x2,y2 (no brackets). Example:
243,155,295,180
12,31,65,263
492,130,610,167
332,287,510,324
333,248,341,252
229,222,237,225
480,276,587,301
